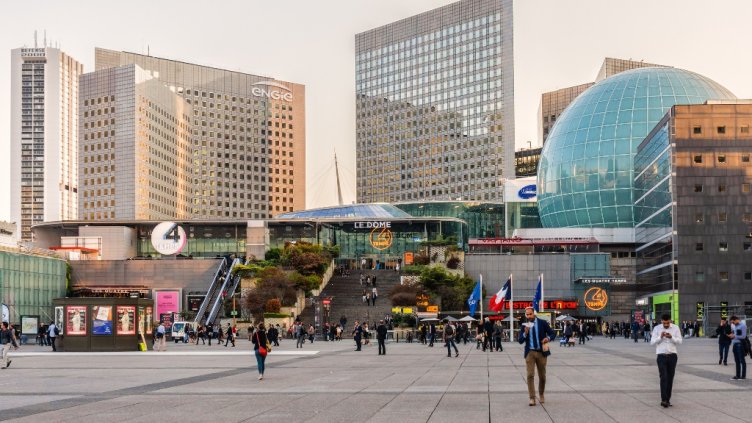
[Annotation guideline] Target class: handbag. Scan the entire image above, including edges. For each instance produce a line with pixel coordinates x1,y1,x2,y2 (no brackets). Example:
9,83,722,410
256,332,267,357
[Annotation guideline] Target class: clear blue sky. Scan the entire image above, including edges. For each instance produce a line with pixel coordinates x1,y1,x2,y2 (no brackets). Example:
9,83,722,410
1,0,750,221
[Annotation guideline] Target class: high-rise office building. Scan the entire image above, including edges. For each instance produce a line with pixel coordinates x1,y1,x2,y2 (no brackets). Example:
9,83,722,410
95,48,306,219
79,65,192,221
10,46,83,241
539,58,665,144
355,0,514,203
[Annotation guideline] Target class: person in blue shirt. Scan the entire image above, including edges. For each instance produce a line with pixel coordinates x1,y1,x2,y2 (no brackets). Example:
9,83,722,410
730,315,747,380
518,307,556,406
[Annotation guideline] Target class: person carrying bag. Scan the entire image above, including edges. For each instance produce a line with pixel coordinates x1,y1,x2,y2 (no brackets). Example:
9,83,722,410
252,322,269,380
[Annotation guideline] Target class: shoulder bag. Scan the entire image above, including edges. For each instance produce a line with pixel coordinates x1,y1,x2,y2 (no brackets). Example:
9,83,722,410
256,332,267,357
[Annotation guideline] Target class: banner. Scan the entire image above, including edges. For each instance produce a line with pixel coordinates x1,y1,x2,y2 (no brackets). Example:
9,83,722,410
92,305,113,335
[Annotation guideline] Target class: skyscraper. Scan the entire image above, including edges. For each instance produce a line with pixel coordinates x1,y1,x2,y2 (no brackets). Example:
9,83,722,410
95,48,306,219
10,46,83,241
355,0,514,203
78,65,192,221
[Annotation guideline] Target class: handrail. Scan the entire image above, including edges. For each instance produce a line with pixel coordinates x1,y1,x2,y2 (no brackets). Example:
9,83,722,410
193,258,229,325
206,258,243,324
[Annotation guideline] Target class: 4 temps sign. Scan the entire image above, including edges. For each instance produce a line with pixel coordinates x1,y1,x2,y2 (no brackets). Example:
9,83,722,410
151,222,187,256
251,81,293,101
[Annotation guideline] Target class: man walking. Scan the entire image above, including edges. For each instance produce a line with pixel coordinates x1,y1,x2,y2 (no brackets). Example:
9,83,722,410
650,314,683,407
518,307,556,406
444,321,459,357
1,321,19,369
482,317,494,352
730,315,747,380
428,323,436,347
376,320,388,355
578,321,587,345
296,322,306,348
716,318,732,366
352,321,363,351
47,320,58,352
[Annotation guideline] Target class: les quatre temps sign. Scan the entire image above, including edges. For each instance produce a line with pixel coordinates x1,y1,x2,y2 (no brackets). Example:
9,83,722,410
354,221,393,250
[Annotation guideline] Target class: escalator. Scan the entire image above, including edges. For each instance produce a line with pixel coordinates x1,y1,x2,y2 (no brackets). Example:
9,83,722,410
193,258,232,326
205,258,245,324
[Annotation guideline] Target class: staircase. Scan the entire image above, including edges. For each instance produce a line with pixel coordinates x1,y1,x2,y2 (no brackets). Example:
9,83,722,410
298,270,404,330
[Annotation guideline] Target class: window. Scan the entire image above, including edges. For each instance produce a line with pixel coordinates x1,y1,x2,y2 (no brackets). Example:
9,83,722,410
694,185,703,193
718,155,726,164
744,155,751,163
695,243,704,252
719,212,727,223
693,155,703,164
719,184,727,193
693,126,702,134
742,126,750,134
720,271,729,282
695,213,704,223
717,126,726,134
719,242,728,252
695,271,705,282
745,213,752,223
746,272,752,281
744,184,751,193
745,242,752,251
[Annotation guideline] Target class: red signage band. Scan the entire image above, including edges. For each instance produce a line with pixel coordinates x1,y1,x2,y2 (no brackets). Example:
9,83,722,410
498,300,578,310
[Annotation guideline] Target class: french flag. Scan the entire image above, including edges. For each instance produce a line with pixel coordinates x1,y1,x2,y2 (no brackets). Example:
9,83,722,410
488,275,512,313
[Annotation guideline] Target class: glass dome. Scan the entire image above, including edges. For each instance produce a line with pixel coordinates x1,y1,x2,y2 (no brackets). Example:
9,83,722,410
537,67,735,228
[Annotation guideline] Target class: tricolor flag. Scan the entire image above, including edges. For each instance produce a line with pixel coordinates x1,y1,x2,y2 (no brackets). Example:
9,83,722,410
532,275,542,312
489,275,512,313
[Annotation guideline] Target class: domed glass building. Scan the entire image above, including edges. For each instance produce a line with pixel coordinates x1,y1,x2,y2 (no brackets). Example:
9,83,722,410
537,67,735,228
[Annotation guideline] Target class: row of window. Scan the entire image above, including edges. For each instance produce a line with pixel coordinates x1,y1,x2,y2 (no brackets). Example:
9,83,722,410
695,271,751,282
693,183,750,193
692,125,750,135
695,242,752,252
693,211,751,223
692,154,749,164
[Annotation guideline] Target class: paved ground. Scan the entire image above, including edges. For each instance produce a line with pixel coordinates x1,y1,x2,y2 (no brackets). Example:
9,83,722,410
1,335,750,422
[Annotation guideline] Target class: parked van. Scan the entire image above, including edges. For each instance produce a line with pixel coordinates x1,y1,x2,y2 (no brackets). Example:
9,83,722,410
171,322,194,343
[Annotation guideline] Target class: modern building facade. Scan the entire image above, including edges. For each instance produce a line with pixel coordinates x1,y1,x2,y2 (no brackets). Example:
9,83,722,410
635,102,752,323
355,0,514,203
79,65,192,221
539,58,665,145
538,67,736,229
94,48,306,218
10,46,83,241
515,147,542,177
0,249,67,324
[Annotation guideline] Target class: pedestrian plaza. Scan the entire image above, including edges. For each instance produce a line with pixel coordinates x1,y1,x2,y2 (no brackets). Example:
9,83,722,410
1,336,750,422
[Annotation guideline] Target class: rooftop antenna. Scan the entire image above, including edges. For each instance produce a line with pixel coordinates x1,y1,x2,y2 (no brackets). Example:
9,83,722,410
34,30,37,48
147,45,150,56
44,30,47,48
334,150,344,206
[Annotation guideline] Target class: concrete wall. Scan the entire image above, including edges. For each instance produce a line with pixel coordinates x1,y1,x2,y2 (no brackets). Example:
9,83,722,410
70,259,222,301
79,226,137,260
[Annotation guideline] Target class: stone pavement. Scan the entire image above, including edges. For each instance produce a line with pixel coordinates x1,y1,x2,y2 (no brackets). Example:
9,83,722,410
0,335,750,422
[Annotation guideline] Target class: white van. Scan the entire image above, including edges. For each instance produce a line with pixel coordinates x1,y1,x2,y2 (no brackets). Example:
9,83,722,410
171,322,194,343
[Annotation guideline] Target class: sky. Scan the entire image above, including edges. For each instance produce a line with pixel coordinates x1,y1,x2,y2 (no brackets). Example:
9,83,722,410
1,0,752,223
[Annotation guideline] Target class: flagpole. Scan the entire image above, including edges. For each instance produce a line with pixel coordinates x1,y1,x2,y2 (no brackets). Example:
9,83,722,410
509,273,514,341
479,274,484,322
540,273,545,314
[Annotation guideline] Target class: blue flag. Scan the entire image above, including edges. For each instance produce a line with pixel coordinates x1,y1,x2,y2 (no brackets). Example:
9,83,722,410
467,279,482,316
532,275,542,312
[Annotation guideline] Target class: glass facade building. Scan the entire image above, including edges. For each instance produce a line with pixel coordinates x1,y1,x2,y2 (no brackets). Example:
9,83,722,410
355,0,515,203
538,67,735,229
0,250,67,324
395,201,504,239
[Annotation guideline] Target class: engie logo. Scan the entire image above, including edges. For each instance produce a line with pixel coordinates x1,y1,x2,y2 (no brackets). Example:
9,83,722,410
518,184,537,200
251,81,293,101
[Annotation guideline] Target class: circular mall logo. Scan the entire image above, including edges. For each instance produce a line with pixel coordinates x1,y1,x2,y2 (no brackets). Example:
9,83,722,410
583,287,608,311
369,227,393,251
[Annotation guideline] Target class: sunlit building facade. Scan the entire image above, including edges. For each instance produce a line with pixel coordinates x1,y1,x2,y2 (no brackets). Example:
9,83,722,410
355,0,514,203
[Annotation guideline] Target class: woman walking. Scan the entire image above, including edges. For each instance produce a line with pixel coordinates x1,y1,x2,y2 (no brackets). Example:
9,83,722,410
252,322,268,380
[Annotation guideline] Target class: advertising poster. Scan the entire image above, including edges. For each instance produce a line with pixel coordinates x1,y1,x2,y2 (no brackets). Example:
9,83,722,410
145,307,154,334
1,303,9,324
54,306,64,335
138,307,145,335
92,305,113,335
160,313,174,331
117,306,136,335
20,315,39,336
67,306,87,335
155,290,180,320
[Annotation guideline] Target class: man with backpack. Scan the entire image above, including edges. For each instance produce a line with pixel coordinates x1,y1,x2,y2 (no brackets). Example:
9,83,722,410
444,321,458,357
47,320,59,352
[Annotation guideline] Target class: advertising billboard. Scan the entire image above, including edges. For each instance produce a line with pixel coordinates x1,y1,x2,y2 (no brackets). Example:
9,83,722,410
92,305,113,335
67,306,87,335
155,290,181,320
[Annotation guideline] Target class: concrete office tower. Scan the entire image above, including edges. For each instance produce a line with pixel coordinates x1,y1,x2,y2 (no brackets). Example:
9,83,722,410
94,48,306,219
539,58,665,144
355,0,514,203
10,46,83,241
79,65,192,221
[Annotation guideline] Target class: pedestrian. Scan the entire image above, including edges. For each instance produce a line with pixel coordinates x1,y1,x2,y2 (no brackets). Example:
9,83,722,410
155,322,167,352
650,313,682,407
518,306,556,406
494,322,503,351
207,323,214,346
247,325,254,342
377,320,388,355
729,315,747,380
196,325,206,345
631,320,640,343
643,322,651,342
1,321,19,369
307,324,315,343
482,318,493,351
563,322,573,347
372,287,378,305
578,320,587,345
352,321,363,351
224,323,235,347
428,323,436,347
47,320,58,352
336,324,342,341
252,322,268,380
444,321,459,357
716,318,732,366
296,322,306,348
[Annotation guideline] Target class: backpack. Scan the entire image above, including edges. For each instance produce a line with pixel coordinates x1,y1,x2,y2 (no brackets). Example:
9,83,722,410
445,325,454,336
54,326,60,336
